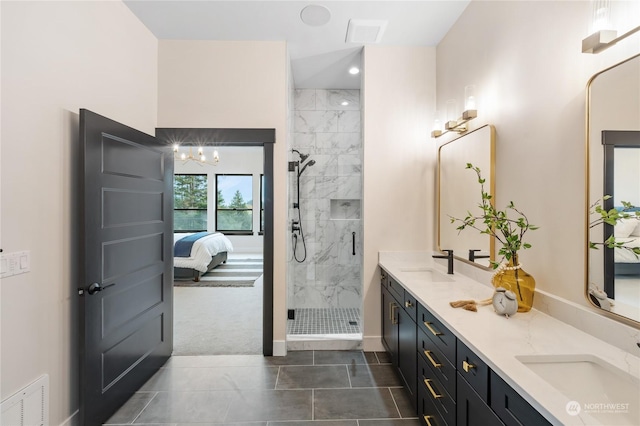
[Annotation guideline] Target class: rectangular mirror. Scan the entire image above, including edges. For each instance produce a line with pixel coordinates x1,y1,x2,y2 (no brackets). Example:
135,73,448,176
438,125,495,268
587,53,640,324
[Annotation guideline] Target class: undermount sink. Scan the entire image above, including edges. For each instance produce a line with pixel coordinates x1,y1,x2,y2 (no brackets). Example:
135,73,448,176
399,268,454,282
517,354,640,425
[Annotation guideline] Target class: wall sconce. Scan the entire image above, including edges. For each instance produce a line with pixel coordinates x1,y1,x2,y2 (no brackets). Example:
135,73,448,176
431,88,478,138
582,0,640,53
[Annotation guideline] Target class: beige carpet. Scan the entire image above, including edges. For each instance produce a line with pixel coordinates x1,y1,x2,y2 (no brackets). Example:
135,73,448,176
172,273,263,355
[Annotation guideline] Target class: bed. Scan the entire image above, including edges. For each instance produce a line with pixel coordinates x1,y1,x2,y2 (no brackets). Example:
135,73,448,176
173,232,234,281
611,217,640,275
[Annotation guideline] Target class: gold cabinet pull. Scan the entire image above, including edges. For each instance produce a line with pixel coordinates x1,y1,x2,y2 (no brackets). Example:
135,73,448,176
405,300,413,308
462,360,476,373
424,350,442,368
391,303,398,325
423,415,435,426
424,379,443,399
424,321,443,336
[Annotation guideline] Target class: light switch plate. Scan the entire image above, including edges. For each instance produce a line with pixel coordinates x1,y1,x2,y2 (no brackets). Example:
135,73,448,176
0,250,30,278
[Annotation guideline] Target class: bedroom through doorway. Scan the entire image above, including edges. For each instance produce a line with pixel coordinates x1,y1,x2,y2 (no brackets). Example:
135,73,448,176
170,143,266,355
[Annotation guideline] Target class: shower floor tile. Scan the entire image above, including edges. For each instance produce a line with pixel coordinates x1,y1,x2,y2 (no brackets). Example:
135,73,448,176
287,308,360,335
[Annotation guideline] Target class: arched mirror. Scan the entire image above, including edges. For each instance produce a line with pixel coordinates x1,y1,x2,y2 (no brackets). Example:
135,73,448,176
586,53,640,324
438,125,496,269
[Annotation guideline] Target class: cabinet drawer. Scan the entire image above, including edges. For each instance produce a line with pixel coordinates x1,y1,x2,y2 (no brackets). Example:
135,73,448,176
418,382,450,426
457,340,490,403
457,373,504,426
418,329,456,398
419,372,456,426
404,292,418,321
418,304,456,363
388,276,405,302
490,371,552,426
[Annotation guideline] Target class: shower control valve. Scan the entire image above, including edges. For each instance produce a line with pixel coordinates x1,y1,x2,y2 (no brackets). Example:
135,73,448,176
291,220,300,233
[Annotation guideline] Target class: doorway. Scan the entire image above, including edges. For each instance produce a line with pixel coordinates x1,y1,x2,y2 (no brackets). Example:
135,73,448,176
172,148,264,354
156,127,275,356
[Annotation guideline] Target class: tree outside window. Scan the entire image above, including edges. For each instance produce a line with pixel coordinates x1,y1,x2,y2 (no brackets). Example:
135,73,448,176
216,174,253,233
174,174,207,232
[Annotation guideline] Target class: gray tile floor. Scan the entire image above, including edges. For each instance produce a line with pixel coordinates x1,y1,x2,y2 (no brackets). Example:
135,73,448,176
104,351,420,426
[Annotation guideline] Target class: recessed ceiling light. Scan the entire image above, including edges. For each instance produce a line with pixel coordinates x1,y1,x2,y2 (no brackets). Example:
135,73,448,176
349,67,360,75
300,4,331,27
341,100,350,106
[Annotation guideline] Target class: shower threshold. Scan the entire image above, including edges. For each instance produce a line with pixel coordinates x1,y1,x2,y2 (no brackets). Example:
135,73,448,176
286,308,362,350
287,333,362,341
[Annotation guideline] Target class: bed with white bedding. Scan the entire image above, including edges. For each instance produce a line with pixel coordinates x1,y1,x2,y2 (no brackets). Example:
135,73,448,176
613,217,640,275
173,232,234,281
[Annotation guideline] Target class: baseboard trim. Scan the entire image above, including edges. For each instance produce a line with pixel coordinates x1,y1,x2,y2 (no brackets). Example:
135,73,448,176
362,335,385,352
272,340,287,356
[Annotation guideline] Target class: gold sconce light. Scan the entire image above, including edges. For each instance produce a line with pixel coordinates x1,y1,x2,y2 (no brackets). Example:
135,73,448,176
431,85,478,138
582,0,640,54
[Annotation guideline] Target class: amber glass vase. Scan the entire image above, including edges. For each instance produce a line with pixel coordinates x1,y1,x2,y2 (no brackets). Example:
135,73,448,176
491,255,535,312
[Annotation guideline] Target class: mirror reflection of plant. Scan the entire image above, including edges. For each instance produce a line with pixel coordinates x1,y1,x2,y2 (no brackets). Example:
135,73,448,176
589,196,640,256
450,163,539,270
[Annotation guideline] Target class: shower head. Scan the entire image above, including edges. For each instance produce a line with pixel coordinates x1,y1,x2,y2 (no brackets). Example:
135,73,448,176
298,159,316,176
292,149,310,163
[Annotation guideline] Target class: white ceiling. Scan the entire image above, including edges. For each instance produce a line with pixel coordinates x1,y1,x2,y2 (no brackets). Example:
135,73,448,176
124,1,470,89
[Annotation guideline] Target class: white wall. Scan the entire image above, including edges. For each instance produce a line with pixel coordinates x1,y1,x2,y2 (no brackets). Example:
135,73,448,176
362,46,436,350
0,1,157,424
174,147,265,253
157,40,289,351
436,1,640,308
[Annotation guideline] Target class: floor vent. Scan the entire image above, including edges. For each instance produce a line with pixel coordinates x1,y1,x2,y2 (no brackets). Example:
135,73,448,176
1,374,49,426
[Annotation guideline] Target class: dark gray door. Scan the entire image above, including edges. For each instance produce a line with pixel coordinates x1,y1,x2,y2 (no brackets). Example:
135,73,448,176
79,109,173,425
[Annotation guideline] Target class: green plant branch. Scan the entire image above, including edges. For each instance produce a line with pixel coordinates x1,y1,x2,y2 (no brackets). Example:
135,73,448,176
589,197,640,258
449,163,538,269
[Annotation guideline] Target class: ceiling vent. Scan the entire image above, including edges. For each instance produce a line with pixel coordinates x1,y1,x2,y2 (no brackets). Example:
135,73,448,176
345,19,388,44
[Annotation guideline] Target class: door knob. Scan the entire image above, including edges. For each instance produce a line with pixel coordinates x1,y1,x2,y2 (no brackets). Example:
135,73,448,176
87,282,115,295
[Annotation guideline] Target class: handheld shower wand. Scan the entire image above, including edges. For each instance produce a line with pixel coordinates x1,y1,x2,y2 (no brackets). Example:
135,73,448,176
298,159,316,177
290,152,315,263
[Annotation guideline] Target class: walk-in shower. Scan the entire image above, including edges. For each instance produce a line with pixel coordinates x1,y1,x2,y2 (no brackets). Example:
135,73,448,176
291,149,315,263
287,88,363,350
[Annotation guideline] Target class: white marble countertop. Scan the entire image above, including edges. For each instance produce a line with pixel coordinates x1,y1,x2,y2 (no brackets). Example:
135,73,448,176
379,251,640,426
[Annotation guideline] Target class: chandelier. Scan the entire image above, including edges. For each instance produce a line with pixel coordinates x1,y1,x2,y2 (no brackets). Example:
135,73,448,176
173,144,220,166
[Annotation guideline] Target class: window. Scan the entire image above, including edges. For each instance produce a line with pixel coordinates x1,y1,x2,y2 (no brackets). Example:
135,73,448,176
216,174,253,234
174,174,207,232
260,174,265,234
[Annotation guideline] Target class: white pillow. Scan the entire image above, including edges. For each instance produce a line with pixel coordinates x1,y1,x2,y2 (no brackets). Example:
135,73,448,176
629,217,640,237
615,218,638,238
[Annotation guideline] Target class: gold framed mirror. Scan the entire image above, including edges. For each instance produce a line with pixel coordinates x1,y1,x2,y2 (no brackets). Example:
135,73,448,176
437,124,496,269
586,53,640,324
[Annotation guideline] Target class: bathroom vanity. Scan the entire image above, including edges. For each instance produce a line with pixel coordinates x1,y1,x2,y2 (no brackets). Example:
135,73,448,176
379,251,640,426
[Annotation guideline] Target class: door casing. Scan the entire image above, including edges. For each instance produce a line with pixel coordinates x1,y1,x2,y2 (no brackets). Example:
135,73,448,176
156,127,275,355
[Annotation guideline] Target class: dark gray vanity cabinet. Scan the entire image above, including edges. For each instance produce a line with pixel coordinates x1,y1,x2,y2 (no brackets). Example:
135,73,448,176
456,340,504,426
398,292,417,400
457,374,504,426
380,271,417,406
381,285,399,364
489,371,551,426
379,267,551,426
417,305,457,426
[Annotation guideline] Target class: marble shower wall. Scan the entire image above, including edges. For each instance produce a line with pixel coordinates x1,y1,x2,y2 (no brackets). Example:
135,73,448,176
288,89,363,310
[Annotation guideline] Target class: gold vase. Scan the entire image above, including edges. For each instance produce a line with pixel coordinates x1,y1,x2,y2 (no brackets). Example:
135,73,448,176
491,256,535,313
